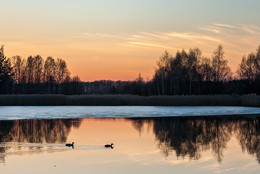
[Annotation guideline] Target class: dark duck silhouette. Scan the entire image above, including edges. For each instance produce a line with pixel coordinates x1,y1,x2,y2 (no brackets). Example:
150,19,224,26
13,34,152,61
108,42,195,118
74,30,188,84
104,143,114,149
65,142,74,148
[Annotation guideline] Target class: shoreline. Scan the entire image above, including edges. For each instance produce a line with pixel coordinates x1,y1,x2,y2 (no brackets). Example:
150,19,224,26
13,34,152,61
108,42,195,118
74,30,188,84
1,105,260,121
0,94,259,107
0,112,259,121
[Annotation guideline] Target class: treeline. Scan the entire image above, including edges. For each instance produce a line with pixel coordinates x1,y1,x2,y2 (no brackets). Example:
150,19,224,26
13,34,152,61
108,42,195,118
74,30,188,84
85,45,259,95
0,45,84,94
151,45,259,95
0,44,259,95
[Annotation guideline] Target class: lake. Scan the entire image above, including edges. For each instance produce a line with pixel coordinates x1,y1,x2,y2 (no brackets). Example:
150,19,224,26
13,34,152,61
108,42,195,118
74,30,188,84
0,106,259,174
0,106,260,120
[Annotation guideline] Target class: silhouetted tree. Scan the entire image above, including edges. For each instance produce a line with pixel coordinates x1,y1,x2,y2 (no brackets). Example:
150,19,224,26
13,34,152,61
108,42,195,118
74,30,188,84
211,45,231,82
0,45,13,93
11,55,24,84
34,55,43,84
199,57,213,81
238,48,260,81
154,51,172,95
6,51,79,94
44,56,56,83
56,58,69,84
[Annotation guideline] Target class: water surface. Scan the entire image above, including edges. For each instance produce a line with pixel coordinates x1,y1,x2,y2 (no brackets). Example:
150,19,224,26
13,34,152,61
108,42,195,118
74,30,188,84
0,116,259,174
0,106,260,120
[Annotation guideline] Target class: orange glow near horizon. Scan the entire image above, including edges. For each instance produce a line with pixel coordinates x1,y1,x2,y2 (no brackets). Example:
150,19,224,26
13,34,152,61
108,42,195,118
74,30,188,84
3,41,161,81
3,34,259,82
3,24,260,81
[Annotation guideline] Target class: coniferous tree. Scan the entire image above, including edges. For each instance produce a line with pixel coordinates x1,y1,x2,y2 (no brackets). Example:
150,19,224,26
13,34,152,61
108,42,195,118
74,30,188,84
0,45,13,93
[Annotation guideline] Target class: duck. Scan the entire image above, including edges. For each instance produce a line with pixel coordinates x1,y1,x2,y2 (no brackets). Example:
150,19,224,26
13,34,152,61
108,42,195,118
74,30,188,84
65,142,74,148
104,143,114,149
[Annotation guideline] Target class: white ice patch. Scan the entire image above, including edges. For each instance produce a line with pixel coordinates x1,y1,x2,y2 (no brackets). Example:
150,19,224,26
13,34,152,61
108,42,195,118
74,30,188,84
0,106,259,120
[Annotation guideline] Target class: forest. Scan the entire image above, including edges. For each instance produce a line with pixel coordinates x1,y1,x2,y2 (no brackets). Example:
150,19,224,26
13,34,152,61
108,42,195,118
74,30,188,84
0,45,259,95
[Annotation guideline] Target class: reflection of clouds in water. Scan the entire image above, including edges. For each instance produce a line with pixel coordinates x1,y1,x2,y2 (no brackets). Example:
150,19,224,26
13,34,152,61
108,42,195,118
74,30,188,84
168,155,216,166
168,159,190,165
128,149,166,166
0,142,106,163
202,161,249,174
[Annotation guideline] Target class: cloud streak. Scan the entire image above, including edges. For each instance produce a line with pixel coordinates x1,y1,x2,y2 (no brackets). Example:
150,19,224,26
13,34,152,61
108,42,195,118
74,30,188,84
213,23,238,29
128,41,173,50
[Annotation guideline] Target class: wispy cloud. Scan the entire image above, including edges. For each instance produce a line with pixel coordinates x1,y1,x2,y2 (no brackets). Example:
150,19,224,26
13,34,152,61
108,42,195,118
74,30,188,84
139,32,171,40
199,26,221,34
200,23,260,35
82,32,125,39
167,32,193,39
166,32,221,42
213,23,238,29
77,31,221,52
76,26,260,69
124,31,221,51
128,41,172,49
239,25,260,35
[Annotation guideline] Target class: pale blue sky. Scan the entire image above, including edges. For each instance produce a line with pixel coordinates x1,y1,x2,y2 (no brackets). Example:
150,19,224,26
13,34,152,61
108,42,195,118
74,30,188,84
1,0,260,33
0,0,260,80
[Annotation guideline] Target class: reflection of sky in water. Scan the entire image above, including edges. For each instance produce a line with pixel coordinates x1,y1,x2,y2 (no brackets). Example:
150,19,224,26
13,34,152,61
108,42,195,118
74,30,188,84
0,117,259,174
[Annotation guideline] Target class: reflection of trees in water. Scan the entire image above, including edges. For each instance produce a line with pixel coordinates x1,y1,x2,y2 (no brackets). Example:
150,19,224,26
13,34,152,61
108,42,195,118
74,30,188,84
130,116,260,163
0,119,81,143
234,117,260,163
0,145,9,163
131,119,153,136
0,119,82,163
152,117,232,162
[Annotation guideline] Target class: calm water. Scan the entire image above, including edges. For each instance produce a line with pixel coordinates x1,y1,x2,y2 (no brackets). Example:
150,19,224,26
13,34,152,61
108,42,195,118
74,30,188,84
0,116,259,174
1,106,260,120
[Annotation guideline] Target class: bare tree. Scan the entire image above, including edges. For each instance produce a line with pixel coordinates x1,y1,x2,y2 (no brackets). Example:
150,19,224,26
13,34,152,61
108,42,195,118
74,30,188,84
187,48,202,94
26,56,34,84
238,46,260,80
256,46,260,79
34,55,43,84
44,57,56,83
11,55,24,84
155,51,172,95
56,58,70,84
211,45,231,82
199,57,213,81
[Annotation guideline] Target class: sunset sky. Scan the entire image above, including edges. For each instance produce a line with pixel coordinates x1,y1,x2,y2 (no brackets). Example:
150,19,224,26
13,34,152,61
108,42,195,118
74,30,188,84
1,0,260,81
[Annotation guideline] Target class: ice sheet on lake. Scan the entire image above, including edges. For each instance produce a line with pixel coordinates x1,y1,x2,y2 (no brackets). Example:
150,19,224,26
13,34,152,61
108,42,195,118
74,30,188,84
0,106,260,120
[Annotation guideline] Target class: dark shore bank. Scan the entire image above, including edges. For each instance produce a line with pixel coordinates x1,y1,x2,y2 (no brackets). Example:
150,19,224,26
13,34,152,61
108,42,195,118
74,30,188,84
0,95,259,107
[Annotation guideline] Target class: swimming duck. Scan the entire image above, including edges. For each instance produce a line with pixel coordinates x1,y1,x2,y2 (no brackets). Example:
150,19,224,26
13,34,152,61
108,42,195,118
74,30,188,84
104,143,114,149
65,142,74,148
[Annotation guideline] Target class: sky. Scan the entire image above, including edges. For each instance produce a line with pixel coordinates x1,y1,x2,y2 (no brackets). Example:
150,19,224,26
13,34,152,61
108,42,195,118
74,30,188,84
0,0,260,81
